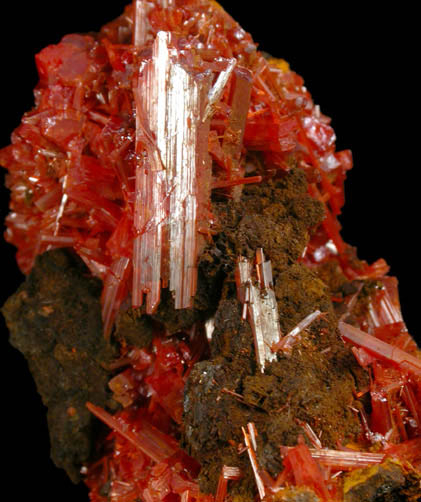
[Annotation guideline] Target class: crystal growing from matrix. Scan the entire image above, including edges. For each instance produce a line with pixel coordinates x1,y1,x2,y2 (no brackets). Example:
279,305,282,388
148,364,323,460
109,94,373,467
132,30,212,314
2,1,421,501
235,249,281,372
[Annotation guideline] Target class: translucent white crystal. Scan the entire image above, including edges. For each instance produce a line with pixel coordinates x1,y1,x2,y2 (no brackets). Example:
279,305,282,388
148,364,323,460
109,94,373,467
133,31,212,312
236,249,281,372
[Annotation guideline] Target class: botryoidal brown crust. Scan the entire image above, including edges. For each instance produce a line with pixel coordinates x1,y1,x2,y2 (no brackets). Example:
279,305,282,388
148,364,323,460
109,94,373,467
1,249,118,483
182,170,365,496
209,168,324,275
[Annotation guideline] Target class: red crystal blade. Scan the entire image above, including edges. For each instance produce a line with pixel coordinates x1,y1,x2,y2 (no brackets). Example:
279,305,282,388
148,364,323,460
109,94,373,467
339,321,421,378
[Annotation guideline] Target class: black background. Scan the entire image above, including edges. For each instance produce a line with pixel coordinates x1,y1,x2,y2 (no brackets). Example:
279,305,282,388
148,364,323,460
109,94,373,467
0,2,418,500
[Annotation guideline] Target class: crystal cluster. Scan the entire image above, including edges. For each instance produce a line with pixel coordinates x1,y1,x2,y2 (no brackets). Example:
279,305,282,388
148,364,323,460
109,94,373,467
1,1,421,501
0,0,354,336
83,336,209,502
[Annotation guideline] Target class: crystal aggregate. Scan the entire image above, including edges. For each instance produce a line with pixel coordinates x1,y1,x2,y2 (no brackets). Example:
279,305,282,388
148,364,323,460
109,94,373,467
1,1,421,501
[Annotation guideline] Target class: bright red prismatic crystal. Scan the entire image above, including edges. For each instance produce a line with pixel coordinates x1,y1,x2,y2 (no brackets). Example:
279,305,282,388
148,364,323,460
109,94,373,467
0,0,356,336
242,424,266,500
84,336,208,502
1,1,421,501
280,440,330,501
339,319,421,446
339,322,421,379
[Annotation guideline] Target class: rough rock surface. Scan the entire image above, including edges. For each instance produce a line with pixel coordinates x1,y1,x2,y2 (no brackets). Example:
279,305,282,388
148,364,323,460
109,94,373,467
1,249,117,482
343,459,421,502
182,169,364,495
266,487,320,502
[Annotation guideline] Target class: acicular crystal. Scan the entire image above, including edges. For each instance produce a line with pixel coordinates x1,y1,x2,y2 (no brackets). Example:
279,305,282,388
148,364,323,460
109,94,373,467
242,424,265,500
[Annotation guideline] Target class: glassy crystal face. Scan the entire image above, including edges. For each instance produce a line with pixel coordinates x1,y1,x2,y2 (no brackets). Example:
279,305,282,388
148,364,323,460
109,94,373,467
1,1,421,502
235,249,281,372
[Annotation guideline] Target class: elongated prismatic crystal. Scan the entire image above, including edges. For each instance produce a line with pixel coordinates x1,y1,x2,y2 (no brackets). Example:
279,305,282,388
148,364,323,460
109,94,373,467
242,424,265,500
339,321,421,378
236,249,281,372
133,30,212,313
215,466,242,502
281,446,386,470
272,310,325,355
367,277,407,332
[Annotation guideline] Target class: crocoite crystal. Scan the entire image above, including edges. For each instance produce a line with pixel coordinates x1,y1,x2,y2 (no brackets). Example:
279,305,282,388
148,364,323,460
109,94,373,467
1,1,421,501
0,0,337,331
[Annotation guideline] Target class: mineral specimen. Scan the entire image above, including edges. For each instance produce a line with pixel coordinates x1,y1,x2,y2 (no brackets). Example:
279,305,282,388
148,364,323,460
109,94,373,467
1,1,420,502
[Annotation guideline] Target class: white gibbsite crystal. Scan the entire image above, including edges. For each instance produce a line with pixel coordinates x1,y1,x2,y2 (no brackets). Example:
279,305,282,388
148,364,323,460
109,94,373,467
133,31,212,313
221,466,242,479
131,2,251,317
236,249,281,372
273,309,326,355
306,448,385,469
205,317,216,342
287,309,322,339
203,58,237,122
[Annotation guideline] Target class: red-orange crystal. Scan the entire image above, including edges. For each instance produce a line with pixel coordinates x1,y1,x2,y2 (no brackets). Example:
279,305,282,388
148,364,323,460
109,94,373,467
1,1,421,502
84,336,206,502
0,0,356,335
